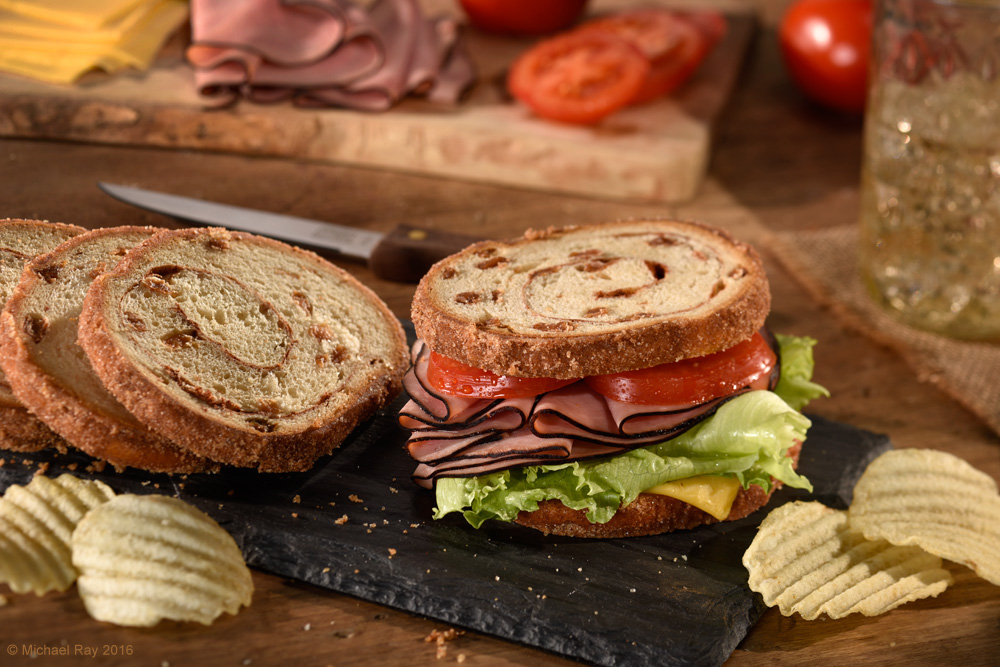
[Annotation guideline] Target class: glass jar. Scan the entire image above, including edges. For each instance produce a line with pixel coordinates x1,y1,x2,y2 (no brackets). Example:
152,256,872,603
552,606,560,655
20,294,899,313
859,0,1000,340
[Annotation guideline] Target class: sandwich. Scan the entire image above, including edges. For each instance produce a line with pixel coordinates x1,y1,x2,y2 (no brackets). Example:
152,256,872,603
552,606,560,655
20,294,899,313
398,220,828,537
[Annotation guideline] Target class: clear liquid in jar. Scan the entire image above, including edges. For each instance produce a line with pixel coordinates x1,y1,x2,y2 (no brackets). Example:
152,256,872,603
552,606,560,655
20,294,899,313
860,71,1000,340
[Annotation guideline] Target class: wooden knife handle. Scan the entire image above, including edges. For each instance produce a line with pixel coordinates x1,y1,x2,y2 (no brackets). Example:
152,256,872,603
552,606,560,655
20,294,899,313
368,224,482,283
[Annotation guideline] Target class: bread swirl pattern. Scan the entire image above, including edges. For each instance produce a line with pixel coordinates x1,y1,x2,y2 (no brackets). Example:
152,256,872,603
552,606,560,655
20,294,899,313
0,219,85,452
0,227,213,473
79,228,407,472
412,220,770,378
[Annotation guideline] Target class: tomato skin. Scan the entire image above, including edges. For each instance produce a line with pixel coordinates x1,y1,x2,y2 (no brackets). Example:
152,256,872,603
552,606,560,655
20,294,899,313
584,332,778,406
779,0,872,114
459,0,589,36
426,351,578,398
508,32,650,125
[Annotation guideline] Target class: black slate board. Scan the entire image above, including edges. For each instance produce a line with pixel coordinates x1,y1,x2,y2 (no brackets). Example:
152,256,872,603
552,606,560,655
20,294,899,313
0,391,891,667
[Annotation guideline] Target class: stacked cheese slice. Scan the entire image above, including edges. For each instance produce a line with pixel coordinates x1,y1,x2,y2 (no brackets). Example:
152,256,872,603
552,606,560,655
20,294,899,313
0,0,187,84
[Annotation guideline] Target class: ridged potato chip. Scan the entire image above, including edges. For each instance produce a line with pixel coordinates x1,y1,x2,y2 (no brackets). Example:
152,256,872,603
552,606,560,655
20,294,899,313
0,474,115,595
71,494,253,626
743,501,952,620
849,449,1000,586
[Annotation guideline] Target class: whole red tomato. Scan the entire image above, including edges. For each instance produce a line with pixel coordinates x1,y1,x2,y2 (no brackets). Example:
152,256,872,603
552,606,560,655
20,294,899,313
779,0,872,113
458,0,589,36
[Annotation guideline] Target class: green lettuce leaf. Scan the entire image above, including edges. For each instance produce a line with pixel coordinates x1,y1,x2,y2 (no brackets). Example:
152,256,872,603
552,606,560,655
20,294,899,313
433,334,828,529
774,333,830,411
435,392,814,528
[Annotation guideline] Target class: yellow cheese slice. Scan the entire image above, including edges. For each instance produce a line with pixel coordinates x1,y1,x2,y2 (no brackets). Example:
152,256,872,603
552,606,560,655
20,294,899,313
643,475,741,521
0,49,126,84
0,0,147,30
0,1,187,83
0,0,164,44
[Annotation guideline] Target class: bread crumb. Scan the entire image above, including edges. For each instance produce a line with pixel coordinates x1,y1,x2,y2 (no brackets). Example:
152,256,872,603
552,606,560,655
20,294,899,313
457,654,467,663
426,627,465,660
389,487,398,494
388,548,397,558
335,515,349,525
34,461,50,475
349,494,363,503
86,460,106,473
291,512,299,519
293,495,301,504
303,623,311,631
322,567,330,573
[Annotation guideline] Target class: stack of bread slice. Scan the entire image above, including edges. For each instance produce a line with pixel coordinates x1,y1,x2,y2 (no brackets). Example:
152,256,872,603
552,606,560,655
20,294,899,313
0,220,407,474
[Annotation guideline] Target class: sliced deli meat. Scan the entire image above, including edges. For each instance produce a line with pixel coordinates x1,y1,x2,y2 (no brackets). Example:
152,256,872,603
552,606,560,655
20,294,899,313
187,0,475,109
400,332,780,485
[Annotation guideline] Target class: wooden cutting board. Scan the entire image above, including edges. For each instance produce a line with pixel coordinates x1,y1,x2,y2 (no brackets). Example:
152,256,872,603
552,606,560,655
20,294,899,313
0,1,753,203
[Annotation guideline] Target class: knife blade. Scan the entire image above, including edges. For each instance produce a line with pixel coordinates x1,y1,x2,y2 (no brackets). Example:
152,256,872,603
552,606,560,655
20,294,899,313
98,182,481,283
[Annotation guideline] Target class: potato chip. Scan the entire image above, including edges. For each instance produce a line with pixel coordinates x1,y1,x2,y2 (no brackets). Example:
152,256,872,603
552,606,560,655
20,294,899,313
849,448,1000,586
71,494,253,626
0,474,115,595
743,501,952,620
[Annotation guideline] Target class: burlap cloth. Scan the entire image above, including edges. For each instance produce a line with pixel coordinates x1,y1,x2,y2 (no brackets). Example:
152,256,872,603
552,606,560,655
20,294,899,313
767,224,1000,438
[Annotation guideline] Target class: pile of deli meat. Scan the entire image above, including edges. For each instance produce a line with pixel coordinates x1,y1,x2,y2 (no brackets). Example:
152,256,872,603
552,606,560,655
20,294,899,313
187,0,476,110
401,339,780,487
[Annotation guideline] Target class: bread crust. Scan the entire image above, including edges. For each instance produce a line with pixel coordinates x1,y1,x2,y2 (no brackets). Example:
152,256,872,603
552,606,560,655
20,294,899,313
412,220,770,378
78,228,407,472
514,484,775,538
0,218,86,452
0,404,66,453
0,227,215,473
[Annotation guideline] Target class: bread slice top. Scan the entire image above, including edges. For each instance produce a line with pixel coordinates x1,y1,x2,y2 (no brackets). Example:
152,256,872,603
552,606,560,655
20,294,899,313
79,227,408,470
412,220,770,378
0,226,213,473
0,219,85,407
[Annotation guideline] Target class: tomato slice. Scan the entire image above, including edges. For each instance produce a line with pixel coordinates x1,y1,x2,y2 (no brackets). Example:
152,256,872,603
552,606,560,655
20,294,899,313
584,332,778,406
575,9,686,62
632,18,709,104
507,31,650,125
426,351,578,398
676,10,728,48
575,9,715,105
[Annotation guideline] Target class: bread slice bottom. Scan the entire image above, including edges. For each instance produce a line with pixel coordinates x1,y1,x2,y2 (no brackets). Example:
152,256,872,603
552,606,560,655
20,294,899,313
514,443,802,538
0,403,65,453
514,484,776,538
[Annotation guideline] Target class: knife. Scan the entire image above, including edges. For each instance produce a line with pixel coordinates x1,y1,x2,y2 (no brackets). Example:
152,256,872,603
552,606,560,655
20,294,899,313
98,182,481,283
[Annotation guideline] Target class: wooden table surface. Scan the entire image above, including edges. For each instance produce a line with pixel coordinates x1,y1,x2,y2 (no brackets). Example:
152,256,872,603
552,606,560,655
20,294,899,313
2,1,998,665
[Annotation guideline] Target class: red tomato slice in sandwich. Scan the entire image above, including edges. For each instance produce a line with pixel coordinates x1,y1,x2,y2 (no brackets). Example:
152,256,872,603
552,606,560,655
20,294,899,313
576,9,714,104
426,351,578,398
507,31,650,125
584,332,777,406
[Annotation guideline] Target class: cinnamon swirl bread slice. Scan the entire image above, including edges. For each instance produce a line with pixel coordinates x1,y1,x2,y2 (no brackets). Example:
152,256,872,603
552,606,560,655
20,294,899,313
79,228,408,472
0,227,214,473
0,219,85,452
411,219,771,379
